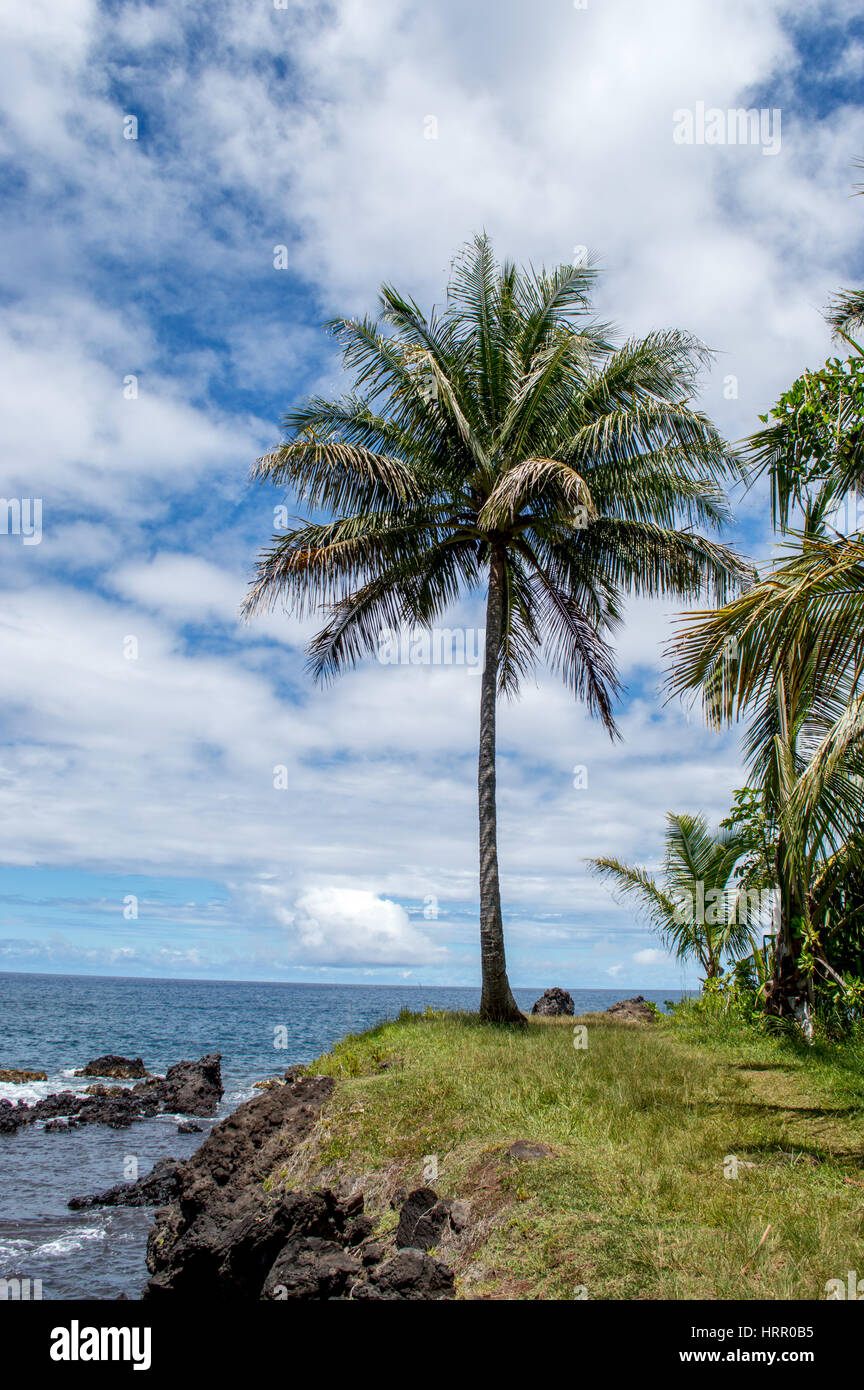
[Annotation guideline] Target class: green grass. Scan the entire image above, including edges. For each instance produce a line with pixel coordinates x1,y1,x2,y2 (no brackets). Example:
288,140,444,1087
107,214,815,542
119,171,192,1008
269,1006,864,1300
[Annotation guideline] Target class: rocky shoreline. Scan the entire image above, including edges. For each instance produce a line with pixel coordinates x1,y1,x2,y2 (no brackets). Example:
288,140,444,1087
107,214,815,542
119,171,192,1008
0,1053,223,1134
1,1046,459,1299
62,1065,456,1300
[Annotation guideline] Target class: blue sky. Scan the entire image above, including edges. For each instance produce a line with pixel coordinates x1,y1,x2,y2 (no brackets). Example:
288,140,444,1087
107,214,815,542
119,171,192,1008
1,0,863,988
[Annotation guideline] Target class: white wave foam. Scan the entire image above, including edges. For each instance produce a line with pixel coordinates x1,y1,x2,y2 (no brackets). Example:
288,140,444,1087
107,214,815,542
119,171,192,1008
0,1238,34,1262
0,1069,143,1106
0,1079,62,1105
34,1226,108,1258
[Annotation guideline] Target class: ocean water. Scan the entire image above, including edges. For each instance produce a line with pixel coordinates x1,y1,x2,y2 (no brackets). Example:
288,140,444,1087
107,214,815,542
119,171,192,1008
0,971,684,1300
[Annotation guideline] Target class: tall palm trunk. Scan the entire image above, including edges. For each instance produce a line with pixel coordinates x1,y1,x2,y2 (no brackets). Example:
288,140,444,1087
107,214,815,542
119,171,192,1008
478,550,524,1023
763,686,814,1032
765,833,813,1032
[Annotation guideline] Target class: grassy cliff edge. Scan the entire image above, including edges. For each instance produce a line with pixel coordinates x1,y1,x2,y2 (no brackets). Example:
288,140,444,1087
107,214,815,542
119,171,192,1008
264,1008,864,1300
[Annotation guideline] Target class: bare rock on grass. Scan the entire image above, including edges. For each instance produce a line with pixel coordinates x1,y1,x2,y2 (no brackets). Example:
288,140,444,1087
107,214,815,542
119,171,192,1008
395,1187,470,1249
531,988,575,1017
395,1187,449,1249
448,1198,471,1231
506,1140,554,1162
604,995,656,1023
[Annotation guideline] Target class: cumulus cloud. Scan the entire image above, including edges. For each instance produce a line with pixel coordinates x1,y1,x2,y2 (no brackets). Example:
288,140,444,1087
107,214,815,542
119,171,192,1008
111,555,247,626
273,886,447,967
633,949,670,967
0,303,265,514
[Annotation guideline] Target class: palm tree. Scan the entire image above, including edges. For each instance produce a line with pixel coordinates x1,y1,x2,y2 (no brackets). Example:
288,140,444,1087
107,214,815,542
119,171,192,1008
243,235,747,1021
666,536,864,1022
589,813,760,983
667,162,864,1025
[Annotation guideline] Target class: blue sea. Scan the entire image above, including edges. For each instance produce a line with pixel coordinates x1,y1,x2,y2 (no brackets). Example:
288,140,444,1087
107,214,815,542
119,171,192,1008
0,972,684,1300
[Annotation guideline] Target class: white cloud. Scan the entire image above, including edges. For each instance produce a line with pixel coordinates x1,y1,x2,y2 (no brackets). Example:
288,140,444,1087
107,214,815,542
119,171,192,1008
109,554,324,647
112,555,246,626
273,886,447,967
0,304,264,513
633,949,669,967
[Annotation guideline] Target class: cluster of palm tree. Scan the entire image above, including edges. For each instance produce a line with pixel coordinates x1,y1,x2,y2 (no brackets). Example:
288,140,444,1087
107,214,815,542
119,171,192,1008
662,177,864,1026
585,168,864,1032
667,539,864,1023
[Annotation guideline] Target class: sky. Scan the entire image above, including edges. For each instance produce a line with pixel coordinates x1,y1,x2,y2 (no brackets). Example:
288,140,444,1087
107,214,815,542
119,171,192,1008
0,0,862,990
